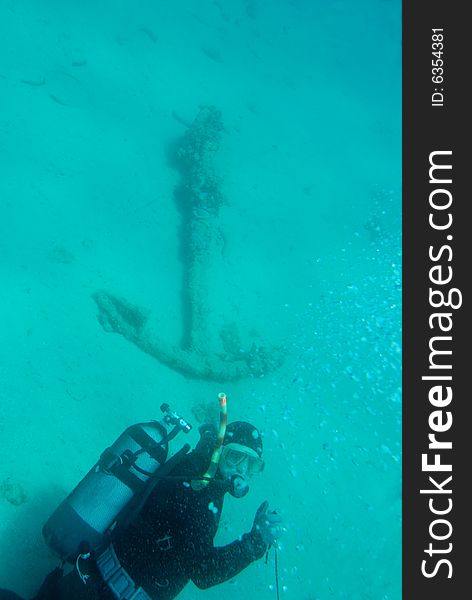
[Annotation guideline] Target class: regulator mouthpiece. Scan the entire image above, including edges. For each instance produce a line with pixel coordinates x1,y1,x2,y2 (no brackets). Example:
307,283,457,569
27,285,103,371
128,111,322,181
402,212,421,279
229,474,250,498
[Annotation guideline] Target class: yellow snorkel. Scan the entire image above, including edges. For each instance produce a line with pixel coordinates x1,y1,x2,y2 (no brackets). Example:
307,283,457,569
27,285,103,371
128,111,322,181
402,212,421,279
191,392,228,490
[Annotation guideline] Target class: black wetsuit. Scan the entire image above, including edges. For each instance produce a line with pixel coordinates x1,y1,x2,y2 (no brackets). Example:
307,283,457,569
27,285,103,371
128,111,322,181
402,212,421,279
1,429,267,600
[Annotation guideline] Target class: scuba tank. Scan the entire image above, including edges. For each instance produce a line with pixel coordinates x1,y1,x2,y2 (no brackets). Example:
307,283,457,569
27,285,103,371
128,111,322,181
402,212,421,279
42,404,192,563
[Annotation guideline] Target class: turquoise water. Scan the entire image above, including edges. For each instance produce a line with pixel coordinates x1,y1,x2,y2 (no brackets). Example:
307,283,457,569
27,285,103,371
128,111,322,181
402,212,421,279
0,1,401,599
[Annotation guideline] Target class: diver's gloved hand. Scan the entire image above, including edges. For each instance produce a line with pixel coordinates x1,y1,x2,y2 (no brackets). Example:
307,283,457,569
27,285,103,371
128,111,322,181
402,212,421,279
252,500,284,547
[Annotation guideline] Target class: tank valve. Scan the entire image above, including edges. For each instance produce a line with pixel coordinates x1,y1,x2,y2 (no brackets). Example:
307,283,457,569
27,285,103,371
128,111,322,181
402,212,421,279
160,404,192,434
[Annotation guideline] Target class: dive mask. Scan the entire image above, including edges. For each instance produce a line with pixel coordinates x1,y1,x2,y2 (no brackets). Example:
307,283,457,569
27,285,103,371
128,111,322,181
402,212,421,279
220,443,265,477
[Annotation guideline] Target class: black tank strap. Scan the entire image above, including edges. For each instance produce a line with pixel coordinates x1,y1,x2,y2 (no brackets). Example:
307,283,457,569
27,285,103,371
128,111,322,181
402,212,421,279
112,463,144,494
98,447,144,493
128,425,167,464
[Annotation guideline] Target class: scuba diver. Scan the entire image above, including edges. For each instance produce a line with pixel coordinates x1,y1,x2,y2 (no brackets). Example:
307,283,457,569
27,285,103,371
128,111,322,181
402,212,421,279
0,395,283,600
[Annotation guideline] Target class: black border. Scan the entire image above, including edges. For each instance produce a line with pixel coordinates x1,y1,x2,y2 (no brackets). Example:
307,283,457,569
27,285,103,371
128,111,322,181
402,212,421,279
403,2,469,597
